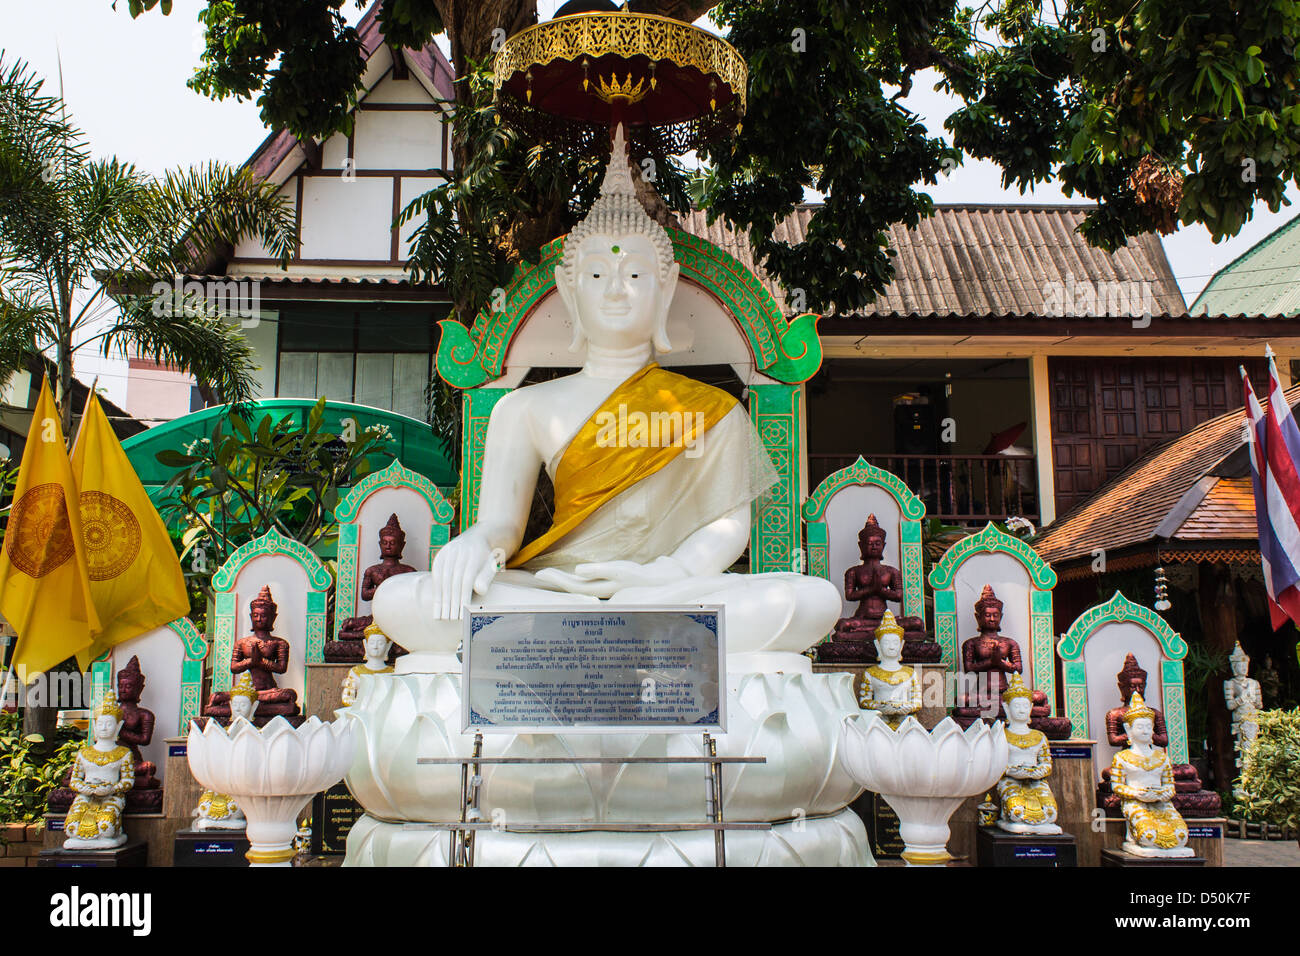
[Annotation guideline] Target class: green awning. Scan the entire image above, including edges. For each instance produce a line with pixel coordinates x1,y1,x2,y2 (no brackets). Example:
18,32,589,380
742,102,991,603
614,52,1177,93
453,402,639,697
123,398,456,495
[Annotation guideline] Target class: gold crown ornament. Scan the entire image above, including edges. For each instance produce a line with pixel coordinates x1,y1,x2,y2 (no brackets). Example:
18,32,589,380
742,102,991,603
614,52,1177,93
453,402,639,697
363,622,389,640
593,72,651,106
93,688,124,721
873,609,904,641
1123,691,1156,724
1001,672,1033,704
229,672,259,702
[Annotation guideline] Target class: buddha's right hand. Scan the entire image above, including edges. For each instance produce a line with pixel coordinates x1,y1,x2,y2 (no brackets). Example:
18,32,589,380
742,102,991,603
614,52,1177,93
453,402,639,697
429,528,498,620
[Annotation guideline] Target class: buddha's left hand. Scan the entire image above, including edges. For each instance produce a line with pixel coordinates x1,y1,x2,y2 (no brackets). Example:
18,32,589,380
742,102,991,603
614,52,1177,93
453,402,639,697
535,556,689,598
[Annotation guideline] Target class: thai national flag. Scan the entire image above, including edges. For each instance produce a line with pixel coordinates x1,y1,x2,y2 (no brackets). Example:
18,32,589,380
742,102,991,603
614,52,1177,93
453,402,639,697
1243,348,1300,630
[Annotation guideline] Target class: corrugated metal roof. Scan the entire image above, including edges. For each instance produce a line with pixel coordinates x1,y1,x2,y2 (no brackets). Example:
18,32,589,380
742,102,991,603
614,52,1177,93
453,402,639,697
681,204,1187,317
1190,211,1300,318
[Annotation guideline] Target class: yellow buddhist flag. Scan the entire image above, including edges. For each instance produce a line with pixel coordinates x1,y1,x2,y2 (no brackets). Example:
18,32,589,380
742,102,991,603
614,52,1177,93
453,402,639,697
0,377,101,681
71,393,190,665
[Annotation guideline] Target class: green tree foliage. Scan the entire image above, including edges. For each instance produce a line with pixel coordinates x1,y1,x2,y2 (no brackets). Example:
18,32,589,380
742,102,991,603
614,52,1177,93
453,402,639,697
154,397,392,599
0,711,81,824
0,53,298,431
122,0,1300,315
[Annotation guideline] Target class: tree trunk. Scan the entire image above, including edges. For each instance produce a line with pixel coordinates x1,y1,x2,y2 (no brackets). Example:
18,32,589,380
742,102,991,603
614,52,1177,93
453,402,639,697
1198,562,1239,791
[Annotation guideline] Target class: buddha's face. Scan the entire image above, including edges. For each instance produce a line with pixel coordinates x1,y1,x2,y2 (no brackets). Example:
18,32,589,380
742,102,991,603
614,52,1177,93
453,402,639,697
859,531,885,560
117,671,142,702
250,605,274,632
379,531,404,559
877,633,902,661
230,695,256,722
94,714,121,743
1231,657,1248,678
365,633,391,660
1127,716,1154,745
1123,675,1146,700
977,604,1001,632
558,233,677,351
1007,696,1032,723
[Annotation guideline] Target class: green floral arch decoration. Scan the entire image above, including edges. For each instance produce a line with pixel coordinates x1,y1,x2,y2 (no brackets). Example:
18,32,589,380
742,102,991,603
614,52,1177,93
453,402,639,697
802,455,925,522
1056,591,1187,661
211,527,332,592
436,228,823,388
166,617,208,661
928,522,1057,591
335,460,453,525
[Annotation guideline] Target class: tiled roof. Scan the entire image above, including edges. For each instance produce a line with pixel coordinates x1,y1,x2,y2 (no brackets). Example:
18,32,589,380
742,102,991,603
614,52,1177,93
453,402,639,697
1173,477,1258,539
1031,388,1295,564
680,204,1187,317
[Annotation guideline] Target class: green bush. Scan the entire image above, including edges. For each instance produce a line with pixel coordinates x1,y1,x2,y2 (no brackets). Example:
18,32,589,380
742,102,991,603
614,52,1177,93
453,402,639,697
1239,708,1300,829
0,711,81,824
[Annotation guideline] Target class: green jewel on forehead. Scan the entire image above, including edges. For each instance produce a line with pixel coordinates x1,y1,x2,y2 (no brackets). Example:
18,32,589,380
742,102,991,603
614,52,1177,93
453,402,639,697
611,245,620,253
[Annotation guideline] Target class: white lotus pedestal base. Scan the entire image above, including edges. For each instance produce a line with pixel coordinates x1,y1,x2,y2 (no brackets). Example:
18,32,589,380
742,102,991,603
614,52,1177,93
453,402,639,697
839,714,1008,866
340,670,873,867
1121,841,1195,859
186,716,355,867
345,808,869,866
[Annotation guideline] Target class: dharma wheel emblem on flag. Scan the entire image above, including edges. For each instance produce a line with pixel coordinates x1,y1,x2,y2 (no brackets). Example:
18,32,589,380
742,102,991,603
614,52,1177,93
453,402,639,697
5,482,76,577
78,490,141,580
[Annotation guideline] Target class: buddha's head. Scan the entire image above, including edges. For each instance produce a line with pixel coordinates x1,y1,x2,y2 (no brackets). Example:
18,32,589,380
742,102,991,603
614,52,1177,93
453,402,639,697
555,125,679,356
116,655,144,703
363,623,392,663
378,513,406,559
249,585,278,633
1117,654,1147,702
974,584,1003,633
229,672,260,723
1002,672,1033,724
92,689,124,744
857,515,886,560
873,611,904,663
1230,642,1249,678
1123,692,1156,745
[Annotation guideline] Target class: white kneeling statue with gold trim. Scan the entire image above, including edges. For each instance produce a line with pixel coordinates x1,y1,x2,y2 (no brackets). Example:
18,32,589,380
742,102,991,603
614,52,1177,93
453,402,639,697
341,624,394,707
858,610,921,727
1111,691,1192,857
193,673,259,831
63,689,134,849
995,674,1061,834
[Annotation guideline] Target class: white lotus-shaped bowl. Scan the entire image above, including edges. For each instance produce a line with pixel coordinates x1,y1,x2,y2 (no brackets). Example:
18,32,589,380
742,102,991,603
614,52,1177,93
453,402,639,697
838,713,1007,865
187,716,355,865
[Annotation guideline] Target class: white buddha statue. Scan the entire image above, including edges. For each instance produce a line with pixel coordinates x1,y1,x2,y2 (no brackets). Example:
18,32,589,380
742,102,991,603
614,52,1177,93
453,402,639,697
192,674,258,831
1111,692,1193,858
63,689,134,849
341,624,394,707
857,610,920,726
373,125,840,673
1223,642,1262,774
995,673,1061,834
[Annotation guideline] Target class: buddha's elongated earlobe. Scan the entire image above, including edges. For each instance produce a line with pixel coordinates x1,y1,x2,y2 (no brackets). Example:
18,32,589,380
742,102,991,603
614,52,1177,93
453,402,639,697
653,261,680,353
554,273,586,353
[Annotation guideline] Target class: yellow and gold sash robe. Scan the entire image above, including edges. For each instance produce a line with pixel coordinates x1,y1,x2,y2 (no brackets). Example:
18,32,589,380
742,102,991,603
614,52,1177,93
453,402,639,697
510,363,741,568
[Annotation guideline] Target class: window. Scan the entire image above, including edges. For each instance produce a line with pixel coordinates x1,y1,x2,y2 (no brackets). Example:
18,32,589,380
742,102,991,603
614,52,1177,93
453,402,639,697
275,307,441,419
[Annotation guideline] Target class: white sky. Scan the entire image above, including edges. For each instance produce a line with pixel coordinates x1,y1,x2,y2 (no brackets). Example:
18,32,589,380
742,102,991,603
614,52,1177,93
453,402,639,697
3,0,1296,405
